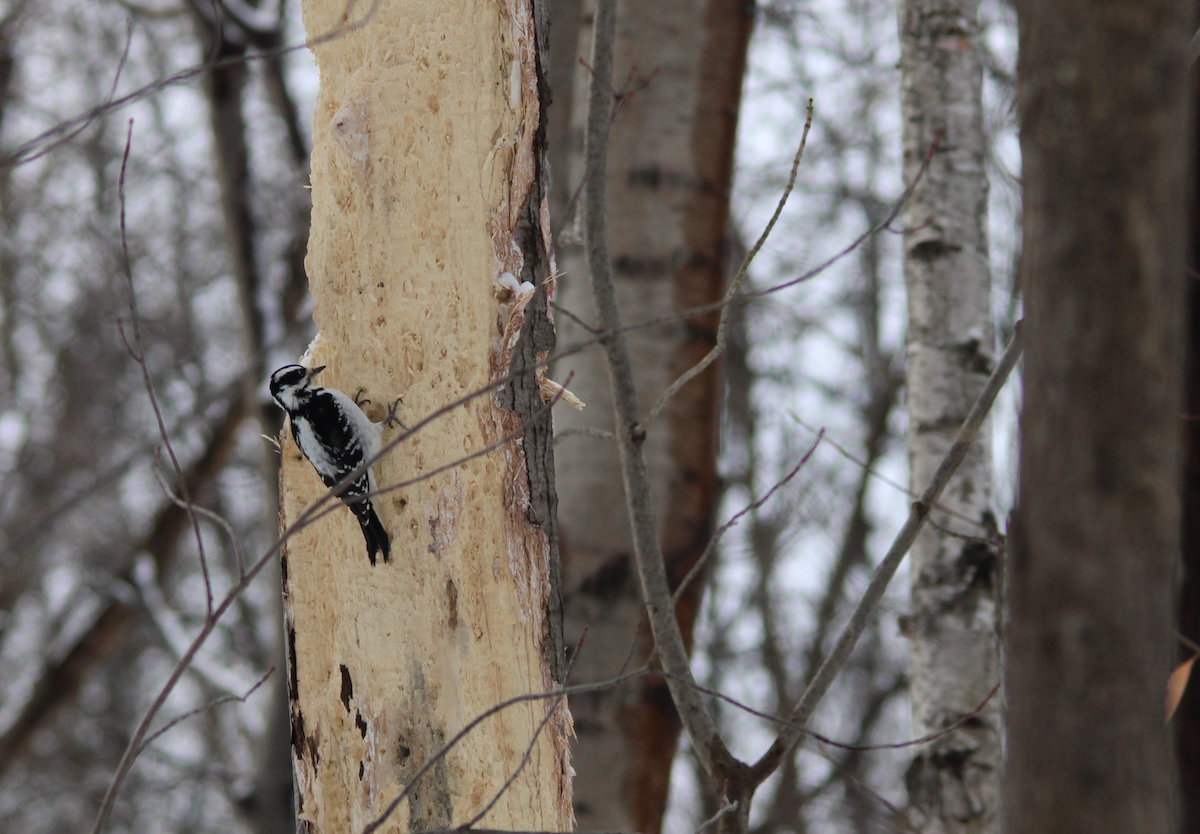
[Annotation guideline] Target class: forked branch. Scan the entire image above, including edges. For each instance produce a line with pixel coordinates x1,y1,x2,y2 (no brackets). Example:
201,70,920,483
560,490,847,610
749,322,1023,785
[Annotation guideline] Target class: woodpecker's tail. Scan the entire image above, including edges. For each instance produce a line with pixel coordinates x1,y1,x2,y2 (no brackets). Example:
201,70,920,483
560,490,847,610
349,499,390,566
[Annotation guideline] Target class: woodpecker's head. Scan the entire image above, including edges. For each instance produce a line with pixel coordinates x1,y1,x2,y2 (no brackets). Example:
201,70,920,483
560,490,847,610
269,364,324,412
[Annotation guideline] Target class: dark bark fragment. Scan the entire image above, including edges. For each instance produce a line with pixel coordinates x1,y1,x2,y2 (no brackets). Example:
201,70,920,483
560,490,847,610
501,1,567,686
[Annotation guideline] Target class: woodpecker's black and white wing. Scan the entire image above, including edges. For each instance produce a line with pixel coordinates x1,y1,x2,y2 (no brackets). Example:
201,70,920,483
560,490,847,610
289,387,390,566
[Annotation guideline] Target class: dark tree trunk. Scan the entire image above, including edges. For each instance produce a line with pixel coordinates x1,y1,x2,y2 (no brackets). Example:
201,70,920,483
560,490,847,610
1178,14,1200,829
1007,1,1189,832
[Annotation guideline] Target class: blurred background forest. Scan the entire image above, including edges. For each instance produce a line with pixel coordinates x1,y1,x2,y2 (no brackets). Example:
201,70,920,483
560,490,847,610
0,0,1019,831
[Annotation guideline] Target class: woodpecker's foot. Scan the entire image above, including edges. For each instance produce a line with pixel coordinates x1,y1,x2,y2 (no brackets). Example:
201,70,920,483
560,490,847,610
354,388,371,408
385,397,407,430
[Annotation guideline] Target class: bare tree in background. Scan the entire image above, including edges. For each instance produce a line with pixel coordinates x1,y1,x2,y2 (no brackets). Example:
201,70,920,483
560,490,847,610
186,4,313,827
1007,0,1187,832
547,0,752,829
0,1,313,830
670,0,1019,830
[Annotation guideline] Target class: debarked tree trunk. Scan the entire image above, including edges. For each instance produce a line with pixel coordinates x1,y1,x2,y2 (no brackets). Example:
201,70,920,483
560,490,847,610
278,2,572,831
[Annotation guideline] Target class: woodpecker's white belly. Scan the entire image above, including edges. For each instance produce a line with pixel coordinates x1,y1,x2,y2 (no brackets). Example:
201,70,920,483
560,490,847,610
293,417,336,475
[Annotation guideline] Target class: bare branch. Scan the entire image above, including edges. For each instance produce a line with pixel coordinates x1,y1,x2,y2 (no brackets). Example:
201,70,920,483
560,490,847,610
133,556,259,697
150,448,248,576
1,377,243,564
662,667,1000,754
549,300,598,335
1175,628,1200,655
1,0,382,169
748,321,1023,787
136,667,274,755
552,426,614,444
0,392,248,781
697,801,740,834
788,411,991,532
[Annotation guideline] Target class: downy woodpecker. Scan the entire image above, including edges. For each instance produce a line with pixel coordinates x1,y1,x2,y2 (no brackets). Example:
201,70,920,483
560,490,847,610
269,364,396,566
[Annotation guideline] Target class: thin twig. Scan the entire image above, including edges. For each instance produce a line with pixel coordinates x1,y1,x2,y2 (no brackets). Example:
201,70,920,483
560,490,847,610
747,321,1023,787
151,448,248,576
1175,628,1200,655
2,0,382,169
553,426,615,444
671,430,824,608
788,411,990,532
616,613,652,678
697,801,740,834
646,100,814,424
795,673,912,830
136,667,273,754
661,668,1000,753
28,17,137,168
610,129,945,342
817,750,917,834
548,62,655,254
549,300,599,335
115,121,213,613
2,378,243,563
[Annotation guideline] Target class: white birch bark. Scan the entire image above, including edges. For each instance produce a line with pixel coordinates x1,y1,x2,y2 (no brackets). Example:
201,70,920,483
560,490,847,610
278,2,572,831
899,1,1001,831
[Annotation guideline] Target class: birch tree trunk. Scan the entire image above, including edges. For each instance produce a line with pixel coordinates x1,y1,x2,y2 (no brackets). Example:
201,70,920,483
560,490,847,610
898,1,1001,830
1006,0,1186,830
278,2,572,831
549,1,751,830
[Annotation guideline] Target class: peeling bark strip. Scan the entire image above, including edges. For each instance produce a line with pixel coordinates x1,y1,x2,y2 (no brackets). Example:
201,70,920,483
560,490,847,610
278,2,571,832
898,0,1001,831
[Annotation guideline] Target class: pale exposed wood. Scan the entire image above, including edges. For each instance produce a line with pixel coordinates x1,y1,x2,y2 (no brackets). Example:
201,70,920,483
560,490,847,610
898,0,1001,830
279,2,571,831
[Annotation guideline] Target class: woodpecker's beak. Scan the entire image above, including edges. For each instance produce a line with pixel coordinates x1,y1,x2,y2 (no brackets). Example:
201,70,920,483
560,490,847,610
307,365,326,380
